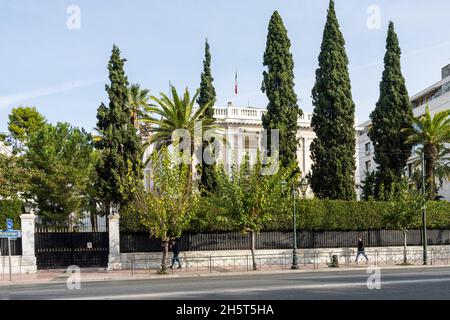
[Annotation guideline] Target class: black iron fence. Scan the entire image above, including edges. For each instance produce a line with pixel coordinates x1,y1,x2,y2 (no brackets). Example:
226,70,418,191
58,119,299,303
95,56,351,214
35,231,109,269
120,229,450,253
0,238,22,256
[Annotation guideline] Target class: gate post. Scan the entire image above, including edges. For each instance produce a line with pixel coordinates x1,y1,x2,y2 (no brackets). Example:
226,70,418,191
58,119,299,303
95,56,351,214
107,214,121,270
20,213,37,273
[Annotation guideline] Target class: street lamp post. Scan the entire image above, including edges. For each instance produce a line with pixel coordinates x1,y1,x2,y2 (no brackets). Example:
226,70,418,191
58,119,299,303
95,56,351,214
291,179,308,270
421,152,427,265
291,182,299,270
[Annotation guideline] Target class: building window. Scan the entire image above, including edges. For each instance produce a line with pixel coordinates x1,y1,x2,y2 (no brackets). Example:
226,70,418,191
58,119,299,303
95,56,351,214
365,142,371,155
365,160,371,171
244,136,250,150
408,163,414,177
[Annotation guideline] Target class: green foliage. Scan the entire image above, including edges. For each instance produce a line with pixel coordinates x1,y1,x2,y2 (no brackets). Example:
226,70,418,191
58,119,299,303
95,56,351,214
369,22,413,196
142,86,216,152
310,0,356,200
402,105,450,199
7,106,46,153
381,180,423,232
26,122,94,224
95,45,143,207
128,83,150,129
197,39,218,192
187,198,450,232
0,154,34,199
261,11,302,170
0,199,23,230
361,171,376,201
211,153,296,234
131,147,198,240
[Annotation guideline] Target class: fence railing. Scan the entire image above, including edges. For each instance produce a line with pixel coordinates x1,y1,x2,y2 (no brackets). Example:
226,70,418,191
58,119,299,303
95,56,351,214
0,238,22,256
120,229,450,253
127,248,450,275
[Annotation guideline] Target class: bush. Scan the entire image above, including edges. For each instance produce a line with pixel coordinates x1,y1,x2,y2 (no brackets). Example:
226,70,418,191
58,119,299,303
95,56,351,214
0,199,23,230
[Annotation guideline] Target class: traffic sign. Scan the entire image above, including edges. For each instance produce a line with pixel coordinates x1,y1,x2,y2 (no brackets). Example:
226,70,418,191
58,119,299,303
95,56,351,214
0,230,21,238
6,218,13,230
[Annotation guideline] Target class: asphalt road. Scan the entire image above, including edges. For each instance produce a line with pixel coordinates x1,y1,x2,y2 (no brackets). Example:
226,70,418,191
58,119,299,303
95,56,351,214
3,267,450,300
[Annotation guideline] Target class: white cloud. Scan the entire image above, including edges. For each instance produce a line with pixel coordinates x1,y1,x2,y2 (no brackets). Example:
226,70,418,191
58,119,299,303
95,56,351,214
0,79,100,109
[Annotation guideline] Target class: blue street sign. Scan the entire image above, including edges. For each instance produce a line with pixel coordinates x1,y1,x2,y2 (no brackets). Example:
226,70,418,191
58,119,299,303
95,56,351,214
0,230,21,239
6,218,13,230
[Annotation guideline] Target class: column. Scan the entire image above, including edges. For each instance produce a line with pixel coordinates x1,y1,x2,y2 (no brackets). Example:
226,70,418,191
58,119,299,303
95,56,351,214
20,213,37,273
107,214,121,270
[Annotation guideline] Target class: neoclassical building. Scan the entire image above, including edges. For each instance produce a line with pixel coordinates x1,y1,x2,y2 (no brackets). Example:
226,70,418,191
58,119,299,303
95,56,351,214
142,102,363,198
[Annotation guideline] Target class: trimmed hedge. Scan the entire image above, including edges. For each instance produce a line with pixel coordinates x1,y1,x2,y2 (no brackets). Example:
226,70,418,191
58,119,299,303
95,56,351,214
121,198,450,233
0,199,23,230
189,199,450,232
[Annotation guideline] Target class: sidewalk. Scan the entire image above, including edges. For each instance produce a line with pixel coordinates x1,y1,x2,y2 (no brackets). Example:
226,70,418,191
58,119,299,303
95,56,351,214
2,261,449,287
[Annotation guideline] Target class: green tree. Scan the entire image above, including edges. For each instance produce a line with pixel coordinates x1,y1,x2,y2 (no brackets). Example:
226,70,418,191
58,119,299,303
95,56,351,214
310,0,356,200
402,106,450,199
197,39,218,192
131,147,198,274
361,171,376,201
369,22,413,196
7,106,46,152
95,45,143,211
26,123,94,225
128,83,150,129
0,154,33,199
261,11,302,170
212,153,295,270
382,180,423,264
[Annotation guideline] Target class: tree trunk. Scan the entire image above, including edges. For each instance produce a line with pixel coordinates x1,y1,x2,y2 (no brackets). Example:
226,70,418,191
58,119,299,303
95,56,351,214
424,144,438,200
250,231,257,270
90,210,97,232
403,230,408,264
161,238,169,274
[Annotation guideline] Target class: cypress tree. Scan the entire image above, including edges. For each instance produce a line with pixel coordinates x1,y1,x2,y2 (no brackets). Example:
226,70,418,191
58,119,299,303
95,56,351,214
310,0,356,200
368,22,413,196
262,11,302,169
197,39,217,192
95,45,143,209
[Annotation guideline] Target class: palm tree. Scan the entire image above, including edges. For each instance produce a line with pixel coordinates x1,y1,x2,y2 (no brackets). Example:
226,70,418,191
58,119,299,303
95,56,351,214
128,83,150,129
141,85,218,174
410,146,450,199
402,105,450,199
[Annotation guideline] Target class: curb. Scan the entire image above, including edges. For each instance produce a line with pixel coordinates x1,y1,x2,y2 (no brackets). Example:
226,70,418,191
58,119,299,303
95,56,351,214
2,263,449,287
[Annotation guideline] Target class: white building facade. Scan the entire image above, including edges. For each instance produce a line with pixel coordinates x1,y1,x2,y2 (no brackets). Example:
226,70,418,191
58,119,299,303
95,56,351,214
182,102,363,198
358,64,450,201
0,141,12,156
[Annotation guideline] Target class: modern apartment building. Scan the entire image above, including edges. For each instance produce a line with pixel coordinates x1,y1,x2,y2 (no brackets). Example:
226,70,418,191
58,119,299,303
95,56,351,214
358,64,450,201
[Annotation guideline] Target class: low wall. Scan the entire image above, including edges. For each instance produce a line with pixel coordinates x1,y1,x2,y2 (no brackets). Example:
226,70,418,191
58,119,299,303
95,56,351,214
113,245,450,270
0,255,37,274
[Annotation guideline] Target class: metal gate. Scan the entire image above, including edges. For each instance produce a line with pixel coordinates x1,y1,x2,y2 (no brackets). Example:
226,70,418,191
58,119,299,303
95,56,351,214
35,231,109,269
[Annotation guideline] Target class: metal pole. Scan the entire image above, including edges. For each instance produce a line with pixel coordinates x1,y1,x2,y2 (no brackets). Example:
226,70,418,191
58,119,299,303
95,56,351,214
8,237,12,281
291,184,299,270
421,152,428,265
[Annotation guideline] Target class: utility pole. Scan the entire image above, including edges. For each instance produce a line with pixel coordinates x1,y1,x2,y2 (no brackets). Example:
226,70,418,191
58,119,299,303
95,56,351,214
421,151,428,265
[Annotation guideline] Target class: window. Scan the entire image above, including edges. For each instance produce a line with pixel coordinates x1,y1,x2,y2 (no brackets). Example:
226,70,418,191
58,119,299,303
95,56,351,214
365,160,372,171
365,142,371,155
244,136,250,150
408,163,414,177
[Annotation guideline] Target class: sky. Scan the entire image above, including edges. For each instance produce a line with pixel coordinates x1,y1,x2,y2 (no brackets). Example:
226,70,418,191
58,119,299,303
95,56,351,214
1,0,450,132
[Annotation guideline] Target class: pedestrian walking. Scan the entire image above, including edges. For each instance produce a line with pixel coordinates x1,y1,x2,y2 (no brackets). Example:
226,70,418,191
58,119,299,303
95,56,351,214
169,239,182,269
355,237,369,263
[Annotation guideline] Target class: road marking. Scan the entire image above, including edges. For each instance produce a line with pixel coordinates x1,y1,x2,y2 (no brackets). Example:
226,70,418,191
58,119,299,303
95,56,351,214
56,277,450,300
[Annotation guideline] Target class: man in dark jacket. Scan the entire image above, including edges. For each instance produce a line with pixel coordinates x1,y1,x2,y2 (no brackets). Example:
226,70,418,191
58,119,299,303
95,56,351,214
355,237,369,263
169,240,182,269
